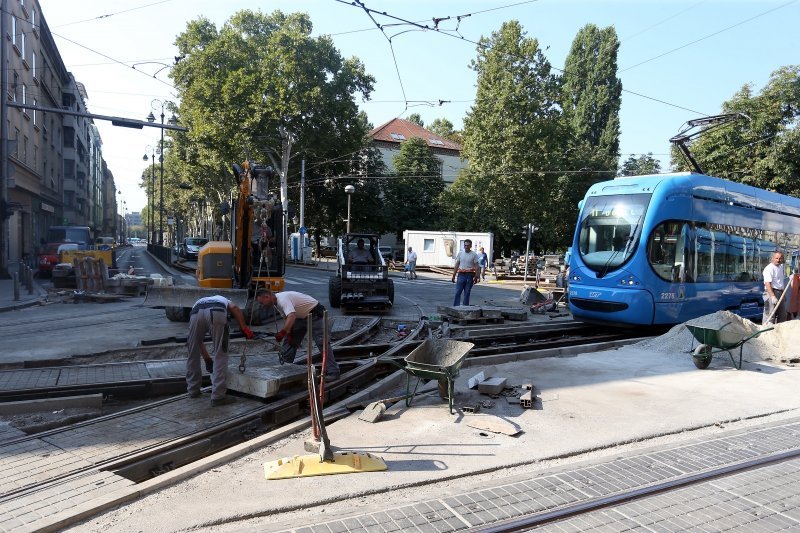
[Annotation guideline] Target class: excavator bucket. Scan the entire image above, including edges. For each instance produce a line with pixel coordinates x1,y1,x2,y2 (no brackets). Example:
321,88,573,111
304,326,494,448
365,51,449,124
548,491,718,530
143,286,249,309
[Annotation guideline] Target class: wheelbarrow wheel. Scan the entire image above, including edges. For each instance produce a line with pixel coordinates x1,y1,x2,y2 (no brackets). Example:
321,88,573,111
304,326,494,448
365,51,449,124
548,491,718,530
692,344,713,369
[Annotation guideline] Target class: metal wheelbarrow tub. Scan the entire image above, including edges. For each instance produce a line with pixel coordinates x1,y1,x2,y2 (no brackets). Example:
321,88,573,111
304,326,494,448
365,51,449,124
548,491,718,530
382,339,474,414
685,321,773,370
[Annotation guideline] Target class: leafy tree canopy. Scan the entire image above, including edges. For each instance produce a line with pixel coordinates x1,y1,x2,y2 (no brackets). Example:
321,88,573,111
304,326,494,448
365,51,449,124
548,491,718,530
169,9,376,237
406,113,424,127
385,137,445,238
429,117,463,144
561,24,622,168
619,153,662,176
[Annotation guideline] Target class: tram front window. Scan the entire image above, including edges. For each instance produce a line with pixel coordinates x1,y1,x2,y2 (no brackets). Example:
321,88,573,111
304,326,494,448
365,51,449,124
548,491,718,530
577,193,650,273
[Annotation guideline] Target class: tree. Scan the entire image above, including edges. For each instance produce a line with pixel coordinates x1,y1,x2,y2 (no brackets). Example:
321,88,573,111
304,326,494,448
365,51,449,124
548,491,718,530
385,137,445,238
561,24,622,169
169,10,375,236
452,20,571,251
406,113,424,127
671,66,800,195
619,153,662,176
429,117,463,144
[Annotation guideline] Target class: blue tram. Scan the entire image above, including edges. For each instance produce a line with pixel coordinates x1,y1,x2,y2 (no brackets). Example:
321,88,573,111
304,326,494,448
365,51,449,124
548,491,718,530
567,173,800,325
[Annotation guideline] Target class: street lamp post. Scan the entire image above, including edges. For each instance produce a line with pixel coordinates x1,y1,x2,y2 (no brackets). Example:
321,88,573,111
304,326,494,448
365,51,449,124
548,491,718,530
143,147,156,244
345,184,355,234
147,100,178,246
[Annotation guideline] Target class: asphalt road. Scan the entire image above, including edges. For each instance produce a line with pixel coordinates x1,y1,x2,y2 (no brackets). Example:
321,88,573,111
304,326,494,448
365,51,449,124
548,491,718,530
6,253,528,366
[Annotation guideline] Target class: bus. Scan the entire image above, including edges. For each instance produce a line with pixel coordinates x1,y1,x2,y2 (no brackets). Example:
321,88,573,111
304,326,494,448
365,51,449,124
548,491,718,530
568,172,800,325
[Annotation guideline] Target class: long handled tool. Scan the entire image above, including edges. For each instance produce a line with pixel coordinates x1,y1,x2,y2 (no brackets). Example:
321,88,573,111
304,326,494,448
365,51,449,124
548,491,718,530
263,309,387,479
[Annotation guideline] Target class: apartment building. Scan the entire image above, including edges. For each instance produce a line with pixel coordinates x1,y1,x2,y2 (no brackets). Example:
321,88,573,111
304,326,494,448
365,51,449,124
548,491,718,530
3,0,116,262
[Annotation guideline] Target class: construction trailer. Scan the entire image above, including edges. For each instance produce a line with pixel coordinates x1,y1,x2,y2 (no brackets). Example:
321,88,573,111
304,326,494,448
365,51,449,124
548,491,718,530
401,230,493,268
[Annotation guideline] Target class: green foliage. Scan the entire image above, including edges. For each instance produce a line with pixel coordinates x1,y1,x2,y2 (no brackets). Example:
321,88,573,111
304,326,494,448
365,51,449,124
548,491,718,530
406,113,424,127
671,66,800,195
429,117,463,144
169,9,375,237
561,24,622,169
452,20,574,252
385,137,446,238
619,153,662,176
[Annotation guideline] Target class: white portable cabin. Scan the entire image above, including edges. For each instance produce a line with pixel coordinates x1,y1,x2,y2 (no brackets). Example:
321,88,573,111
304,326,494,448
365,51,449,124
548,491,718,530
402,230,493,267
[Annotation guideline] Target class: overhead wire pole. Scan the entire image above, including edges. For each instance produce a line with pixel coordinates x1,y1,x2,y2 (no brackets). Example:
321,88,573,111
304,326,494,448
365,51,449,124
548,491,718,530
0,0,8,278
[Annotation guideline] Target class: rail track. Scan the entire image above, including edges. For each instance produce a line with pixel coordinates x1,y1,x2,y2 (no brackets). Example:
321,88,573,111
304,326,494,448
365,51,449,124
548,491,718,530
0,315,652,531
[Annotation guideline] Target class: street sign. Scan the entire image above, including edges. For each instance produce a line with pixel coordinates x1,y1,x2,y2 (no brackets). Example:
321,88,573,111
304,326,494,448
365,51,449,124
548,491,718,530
299,226,306,235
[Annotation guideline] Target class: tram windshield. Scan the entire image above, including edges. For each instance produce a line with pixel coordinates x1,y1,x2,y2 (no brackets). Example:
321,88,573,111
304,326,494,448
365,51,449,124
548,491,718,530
577,193,650,274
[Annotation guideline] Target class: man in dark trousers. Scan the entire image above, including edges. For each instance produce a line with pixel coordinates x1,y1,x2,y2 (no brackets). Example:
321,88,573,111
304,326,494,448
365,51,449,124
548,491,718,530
255,288,340,380
186,295,255,406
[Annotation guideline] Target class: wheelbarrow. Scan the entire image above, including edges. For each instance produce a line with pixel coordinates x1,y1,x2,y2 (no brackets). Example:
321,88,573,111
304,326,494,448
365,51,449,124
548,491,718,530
381,339,474,414
685,321,773,370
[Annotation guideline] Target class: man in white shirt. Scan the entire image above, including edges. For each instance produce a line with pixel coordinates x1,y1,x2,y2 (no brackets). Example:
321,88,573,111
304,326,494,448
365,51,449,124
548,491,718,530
451,239,481,306
256,289,340,379
405,246,418,279
763,251,787,324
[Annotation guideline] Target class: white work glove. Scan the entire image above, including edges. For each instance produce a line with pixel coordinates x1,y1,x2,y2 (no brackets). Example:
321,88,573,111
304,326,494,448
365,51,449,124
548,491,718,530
769,295,778,306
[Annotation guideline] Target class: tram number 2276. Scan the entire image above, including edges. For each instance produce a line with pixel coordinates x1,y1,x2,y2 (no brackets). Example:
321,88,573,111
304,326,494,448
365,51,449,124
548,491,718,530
660,292,677,300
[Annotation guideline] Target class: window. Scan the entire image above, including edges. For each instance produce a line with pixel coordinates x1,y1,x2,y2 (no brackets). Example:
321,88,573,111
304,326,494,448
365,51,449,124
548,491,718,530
429,138,444,146
31,51,36,79
389,133,406,141
14,128,19,158
22,83,27,113
23,136,28,163
20,32,25,59
11,73,18,102
423,238,435,252
11,16,16,47
32,98,36,125
31,9,37,35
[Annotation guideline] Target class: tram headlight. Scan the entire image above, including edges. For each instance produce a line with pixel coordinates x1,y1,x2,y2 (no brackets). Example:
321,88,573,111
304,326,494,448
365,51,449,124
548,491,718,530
619,275,640,286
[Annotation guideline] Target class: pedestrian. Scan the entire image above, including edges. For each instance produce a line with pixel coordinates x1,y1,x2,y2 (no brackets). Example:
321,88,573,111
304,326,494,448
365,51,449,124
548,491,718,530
186,295,255,406
477,247,489,281
763,250,787,324
405,246,418,279
451,239,481,306
255,289,341,380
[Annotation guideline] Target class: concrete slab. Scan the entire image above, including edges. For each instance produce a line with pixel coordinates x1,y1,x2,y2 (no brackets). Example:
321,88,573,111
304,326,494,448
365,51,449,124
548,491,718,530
477,376,507,395
437,305,482,319
0,393,103,415
225,353,308,398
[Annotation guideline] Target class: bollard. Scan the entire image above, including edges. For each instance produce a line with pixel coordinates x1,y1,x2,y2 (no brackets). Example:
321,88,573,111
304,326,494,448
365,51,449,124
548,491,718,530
13,272,20,301
26,265,34,294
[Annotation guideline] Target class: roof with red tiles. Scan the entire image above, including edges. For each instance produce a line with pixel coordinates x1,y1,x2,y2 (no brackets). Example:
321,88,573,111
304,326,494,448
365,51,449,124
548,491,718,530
369,118,463,152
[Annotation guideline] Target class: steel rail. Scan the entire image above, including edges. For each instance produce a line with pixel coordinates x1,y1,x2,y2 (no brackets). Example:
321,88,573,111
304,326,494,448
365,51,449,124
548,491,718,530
476,445,800,532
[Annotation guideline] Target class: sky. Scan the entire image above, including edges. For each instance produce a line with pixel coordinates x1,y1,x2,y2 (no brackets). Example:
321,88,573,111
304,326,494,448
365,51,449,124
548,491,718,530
37,0,800,214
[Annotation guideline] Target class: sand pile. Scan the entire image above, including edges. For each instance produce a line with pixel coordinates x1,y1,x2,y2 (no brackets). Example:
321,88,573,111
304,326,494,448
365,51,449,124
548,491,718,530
635,310,800,362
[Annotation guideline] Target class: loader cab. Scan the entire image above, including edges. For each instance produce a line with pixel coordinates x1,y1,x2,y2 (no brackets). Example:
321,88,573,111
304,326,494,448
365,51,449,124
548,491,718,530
329,233,393,311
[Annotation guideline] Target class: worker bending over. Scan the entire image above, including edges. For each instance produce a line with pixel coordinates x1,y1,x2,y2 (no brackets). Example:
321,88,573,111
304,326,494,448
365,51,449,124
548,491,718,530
187,295,255,406
256,289,341,380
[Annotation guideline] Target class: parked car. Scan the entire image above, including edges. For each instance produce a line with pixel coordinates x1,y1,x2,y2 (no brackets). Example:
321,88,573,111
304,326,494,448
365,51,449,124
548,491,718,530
377,246,394,262
179,237,208,261
37,243,61,277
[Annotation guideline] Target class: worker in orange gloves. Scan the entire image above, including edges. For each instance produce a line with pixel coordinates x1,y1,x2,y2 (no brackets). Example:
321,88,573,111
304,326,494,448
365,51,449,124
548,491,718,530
186,295,254,406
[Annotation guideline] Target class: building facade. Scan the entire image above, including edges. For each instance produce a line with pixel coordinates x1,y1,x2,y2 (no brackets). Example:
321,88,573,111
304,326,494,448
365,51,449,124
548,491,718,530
368,118,467,185
2,0,115,265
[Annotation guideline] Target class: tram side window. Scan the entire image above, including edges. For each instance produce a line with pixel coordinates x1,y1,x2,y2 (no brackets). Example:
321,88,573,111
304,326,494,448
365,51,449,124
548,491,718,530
647,221,681,281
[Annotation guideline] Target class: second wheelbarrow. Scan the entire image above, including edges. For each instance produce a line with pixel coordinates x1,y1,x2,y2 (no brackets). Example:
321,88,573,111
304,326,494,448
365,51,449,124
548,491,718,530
685,321,773,370
382,339,474,414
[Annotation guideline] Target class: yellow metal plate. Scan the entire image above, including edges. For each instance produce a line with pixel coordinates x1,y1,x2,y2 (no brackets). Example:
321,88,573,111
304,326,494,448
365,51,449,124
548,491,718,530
264,452,387,480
